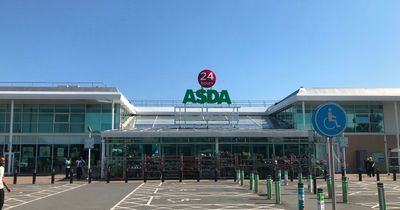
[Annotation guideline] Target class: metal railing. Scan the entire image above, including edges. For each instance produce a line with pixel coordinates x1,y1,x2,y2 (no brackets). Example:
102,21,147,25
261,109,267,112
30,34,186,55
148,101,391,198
131,99,277,107
0,81,106,87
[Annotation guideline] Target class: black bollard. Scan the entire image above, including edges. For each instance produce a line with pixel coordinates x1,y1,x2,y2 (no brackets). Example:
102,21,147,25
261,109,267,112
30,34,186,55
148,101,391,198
214,169,218,182
107,166,111,183
358,169,362,181
290,169,294,182
393,171,397,181
324,170,327,181
89,168,92,184
124,168,127,183
162,170,165,182
179,170,183,182
197,170,200,182
376,169,380,181
32,169,37,184
144,171,147,183
13,170,17,185
313,176,317,195
51,169,55,184
70,169,73,184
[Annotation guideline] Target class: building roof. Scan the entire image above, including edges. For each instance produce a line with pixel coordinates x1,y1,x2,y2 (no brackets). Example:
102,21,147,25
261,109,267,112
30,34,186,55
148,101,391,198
0,85,136,114
267,87,400,114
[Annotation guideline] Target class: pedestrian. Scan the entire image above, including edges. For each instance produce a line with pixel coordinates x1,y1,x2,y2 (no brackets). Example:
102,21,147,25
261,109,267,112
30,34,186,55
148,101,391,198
0,156,11,210
65,157,72,179
368,156,375,177
364,156,370,177
76,156,85,179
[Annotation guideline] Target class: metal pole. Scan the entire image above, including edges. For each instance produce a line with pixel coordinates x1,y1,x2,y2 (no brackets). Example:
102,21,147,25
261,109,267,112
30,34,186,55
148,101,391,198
384,135,389,174
8,100,14,175
342,176,348,203
377,182,387,210
317,188,325,210
101,138,105,179
298,183,304,210
394,102,400,169
275,176,281,204
88,131,91,176
267,175,272,200
329,137,337,210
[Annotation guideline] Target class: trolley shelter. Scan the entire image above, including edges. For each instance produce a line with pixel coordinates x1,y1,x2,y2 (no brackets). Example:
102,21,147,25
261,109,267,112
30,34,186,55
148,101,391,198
100,128,323,180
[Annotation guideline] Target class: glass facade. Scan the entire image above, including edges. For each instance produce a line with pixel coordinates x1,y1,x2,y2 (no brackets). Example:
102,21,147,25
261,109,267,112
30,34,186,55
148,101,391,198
0,102,122,175
276,103,385,133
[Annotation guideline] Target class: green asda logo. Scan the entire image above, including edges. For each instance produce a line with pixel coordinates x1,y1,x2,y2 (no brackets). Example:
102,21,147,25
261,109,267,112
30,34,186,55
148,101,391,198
183,89,232,104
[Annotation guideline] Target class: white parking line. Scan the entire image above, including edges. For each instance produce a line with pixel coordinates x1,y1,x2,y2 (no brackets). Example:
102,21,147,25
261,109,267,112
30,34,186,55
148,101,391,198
146,196,154,205
5,184,86,210
110,183,145,210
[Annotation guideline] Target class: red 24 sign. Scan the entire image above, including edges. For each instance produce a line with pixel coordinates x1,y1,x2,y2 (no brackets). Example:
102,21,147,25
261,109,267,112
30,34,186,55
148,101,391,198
198,69,216,88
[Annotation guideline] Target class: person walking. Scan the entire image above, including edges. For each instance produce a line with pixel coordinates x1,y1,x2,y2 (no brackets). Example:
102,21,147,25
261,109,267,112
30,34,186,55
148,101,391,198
65,157,72,179
0,156,11,210
368,156,376,177
364,156,370,177
76,156,85,180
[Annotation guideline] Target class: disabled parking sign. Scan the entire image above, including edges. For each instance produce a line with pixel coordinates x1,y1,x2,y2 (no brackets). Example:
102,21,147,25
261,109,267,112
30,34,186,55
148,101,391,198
312,103,347,137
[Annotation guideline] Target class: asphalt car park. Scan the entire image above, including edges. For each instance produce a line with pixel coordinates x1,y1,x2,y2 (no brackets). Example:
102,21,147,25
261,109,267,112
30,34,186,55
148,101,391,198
2,176,400,210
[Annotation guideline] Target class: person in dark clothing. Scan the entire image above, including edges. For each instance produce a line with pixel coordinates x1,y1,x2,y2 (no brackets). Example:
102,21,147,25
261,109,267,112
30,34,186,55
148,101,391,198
364,156,370,177
76,156,85,179
368,156,375,177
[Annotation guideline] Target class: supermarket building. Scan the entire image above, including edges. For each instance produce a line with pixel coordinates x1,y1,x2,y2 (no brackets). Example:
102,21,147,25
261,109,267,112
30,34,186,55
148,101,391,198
0,82,399,178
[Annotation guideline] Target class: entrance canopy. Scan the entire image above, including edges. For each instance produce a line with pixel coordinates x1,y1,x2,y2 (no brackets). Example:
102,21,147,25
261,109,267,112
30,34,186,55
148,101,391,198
101,128,310,138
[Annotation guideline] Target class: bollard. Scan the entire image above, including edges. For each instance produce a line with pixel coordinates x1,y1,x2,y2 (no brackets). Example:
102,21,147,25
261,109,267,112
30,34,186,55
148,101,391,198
70,169,74,184
317,188,325,210
214,168,218,182
32,169,37,184
377,169,380,181
89,168,93,184
240,170,244,186
342,176,348,203
124,168,128,183
13,170,17,185
284,170,288,186
298,183,304,210
341,166,345,177
267,175,272,200
179,170,183,182
377,182,387,210
298,172,303,184
324,169,327,181
275,176,281,204
393,171,397,181
290,168,294,182
313,176,317,195
51,168,55,184
234,169,238,183
254,173,259,193
162,170,166,183
307,174,312,193
326,176,332,199
106,166,110,183
358,169,362,181
250,173,254,191
197,170,200,182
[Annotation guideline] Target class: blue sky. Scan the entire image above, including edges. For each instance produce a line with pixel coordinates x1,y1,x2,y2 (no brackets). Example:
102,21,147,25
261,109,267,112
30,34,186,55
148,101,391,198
1,1,400,101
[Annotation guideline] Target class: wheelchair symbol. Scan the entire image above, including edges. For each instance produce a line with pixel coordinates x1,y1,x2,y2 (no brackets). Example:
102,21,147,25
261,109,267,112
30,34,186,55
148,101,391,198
323,108,340,130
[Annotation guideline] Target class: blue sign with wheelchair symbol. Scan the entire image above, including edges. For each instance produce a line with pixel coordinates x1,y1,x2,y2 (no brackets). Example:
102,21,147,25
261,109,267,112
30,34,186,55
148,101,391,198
312,103,347,137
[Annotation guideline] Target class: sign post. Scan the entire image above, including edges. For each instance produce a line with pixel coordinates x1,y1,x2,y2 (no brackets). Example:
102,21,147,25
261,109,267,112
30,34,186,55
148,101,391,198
85,127,94,182
312,103,347,210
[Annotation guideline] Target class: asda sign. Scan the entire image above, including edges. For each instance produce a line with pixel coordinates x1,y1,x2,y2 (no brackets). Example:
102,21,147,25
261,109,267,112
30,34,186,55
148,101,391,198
182,69,232,105
183,89,231,104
